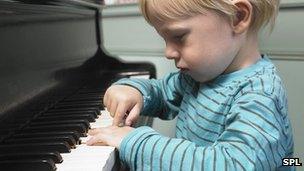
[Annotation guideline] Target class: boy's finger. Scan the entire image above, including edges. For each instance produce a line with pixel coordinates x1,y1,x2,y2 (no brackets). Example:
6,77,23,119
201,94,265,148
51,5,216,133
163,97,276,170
103,91,108,107
113,102,127,120
108,100,118,117
106,98,112,112
112,104,127,126
88,128,102,135
125,104,140,126
112,114,125,126
86,134,107,146
112,103,130,127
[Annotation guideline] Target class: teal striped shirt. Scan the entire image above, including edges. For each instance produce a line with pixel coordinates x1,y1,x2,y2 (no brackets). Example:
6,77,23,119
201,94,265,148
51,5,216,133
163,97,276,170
115,56,294,171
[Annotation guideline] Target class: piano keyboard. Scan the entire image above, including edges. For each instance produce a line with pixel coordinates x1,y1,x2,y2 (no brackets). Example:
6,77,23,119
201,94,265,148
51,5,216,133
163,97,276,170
56,110,116,171
0,85,118,171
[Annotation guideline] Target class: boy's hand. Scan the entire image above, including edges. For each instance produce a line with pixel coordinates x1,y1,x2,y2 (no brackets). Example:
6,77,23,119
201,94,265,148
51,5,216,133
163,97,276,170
103,85,143,126
86,126,134,148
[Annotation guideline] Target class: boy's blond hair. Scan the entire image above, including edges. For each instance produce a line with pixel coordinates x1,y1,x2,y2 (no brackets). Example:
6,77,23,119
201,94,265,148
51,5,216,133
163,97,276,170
139,0,280,33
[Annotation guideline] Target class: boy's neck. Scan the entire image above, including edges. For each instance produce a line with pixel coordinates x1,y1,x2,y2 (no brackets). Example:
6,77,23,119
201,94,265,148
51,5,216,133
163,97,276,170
223,34,261,74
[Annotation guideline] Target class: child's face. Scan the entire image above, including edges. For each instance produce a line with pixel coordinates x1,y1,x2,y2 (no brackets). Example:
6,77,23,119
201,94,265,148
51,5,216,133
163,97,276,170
150,10,240,82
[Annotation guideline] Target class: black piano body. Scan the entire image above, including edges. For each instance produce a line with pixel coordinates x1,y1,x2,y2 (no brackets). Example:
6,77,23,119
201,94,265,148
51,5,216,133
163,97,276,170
0,0,155,170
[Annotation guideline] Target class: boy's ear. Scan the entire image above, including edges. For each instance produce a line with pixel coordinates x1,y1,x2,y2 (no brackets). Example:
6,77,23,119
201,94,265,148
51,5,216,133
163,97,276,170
231,0,253,34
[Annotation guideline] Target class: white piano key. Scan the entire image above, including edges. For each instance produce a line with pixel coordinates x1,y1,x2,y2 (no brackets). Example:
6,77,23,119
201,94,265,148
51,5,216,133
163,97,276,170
91,109,113,128
79,135,92,143
56,144,116,171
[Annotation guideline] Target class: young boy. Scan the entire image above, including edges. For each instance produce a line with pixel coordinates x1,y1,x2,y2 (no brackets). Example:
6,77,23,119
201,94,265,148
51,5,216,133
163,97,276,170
87,0,294,170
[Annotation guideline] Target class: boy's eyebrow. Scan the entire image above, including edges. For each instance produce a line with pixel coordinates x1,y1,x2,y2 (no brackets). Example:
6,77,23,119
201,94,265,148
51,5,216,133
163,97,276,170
161,26,190,34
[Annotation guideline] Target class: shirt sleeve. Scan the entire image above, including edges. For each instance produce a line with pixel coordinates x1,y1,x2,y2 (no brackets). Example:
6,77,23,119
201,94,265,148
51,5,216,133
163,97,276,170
118,91,294,171
113,72,189,120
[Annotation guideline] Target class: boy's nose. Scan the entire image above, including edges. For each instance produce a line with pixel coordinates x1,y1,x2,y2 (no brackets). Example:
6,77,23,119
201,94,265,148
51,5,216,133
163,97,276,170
165,46,180,60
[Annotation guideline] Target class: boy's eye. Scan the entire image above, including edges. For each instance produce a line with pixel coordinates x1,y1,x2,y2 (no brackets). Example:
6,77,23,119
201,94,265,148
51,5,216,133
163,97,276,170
172,33,186,42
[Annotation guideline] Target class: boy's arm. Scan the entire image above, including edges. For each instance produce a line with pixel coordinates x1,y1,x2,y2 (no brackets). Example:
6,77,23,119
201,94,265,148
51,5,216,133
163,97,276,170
113,71,189,119
119,91,294,170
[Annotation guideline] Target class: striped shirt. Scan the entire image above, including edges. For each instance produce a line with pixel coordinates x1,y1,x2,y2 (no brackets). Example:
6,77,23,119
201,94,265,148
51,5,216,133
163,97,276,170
115,56,294,171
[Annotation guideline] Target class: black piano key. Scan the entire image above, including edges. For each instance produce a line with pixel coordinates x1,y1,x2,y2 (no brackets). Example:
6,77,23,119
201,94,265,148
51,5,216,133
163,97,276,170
70,91,103,96
22,124,88,136
77,89,105,93
63,96,102,102
75,91,104,95
68,93,104,99
30,119,90,129
35,114,95,122
46,109,100,118
67,96,103,102
0,151,63,163
12,131,81,142
0,142,71,153
42,110,98,118
53,103,101,109
48,107,101,114
4,135,77,148
59,100,101,105
0,159,56,171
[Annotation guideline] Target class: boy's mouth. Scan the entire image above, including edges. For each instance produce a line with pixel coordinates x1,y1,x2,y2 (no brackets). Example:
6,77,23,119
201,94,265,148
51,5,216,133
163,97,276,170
178,67,189,72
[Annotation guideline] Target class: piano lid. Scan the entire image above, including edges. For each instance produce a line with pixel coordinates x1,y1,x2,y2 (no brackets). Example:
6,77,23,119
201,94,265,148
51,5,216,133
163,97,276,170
4,0,103,9
0,0,156,119
0,0,102,116
0,0,102,25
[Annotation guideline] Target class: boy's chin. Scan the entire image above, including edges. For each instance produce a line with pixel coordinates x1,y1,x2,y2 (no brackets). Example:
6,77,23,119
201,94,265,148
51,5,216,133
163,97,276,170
187,71,218,83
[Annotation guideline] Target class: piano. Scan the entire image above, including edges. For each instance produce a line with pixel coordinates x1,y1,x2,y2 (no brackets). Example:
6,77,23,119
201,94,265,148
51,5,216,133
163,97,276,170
0,0,155,170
